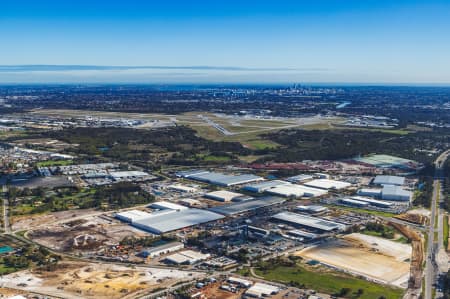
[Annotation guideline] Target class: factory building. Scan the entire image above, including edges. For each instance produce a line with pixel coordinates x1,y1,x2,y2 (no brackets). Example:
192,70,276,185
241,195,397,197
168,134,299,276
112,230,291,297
150,201,188,211
266,184,327,198
272,211,346,232
210,196,285,216
139,242,184,258
381,185,412,201
205,190,244,202
115,210,152,223
349,196,393,208
178,198,201,207
303,179,352,190
164,250,210,265
339,198,370,208
285,174,314,183
373,175,405,186
287,229,319,240
295,205,328,215
245,282,280,298
177,170,263,186
242,180,289,193
357,188,382,198
132,208,224,234
109,171,153,181
167,184,198,193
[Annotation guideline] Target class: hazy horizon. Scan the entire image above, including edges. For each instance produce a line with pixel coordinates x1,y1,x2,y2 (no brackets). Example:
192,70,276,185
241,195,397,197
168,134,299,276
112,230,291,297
2,1,450,84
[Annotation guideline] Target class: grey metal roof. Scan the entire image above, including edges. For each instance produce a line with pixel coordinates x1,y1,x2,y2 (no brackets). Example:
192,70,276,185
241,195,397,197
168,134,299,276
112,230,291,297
209,196,285,216
381,185,412,200
132,208,224,234
242,180,288,192
373,175,405,186
187,171,263,186
272,211,346,232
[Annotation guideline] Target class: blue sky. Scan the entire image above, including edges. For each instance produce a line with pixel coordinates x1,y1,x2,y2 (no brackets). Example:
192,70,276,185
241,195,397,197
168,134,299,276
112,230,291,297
1,0,449,84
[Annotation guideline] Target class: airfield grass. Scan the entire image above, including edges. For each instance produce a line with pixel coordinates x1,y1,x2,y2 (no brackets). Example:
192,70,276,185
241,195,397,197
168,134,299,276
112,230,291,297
250,264,404,299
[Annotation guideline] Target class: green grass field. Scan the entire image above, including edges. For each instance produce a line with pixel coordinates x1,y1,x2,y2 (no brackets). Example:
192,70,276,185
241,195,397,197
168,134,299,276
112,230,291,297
0,263,19,275
444,215,449,249
326,205,397,218
252,265,403,299
36,159,73,167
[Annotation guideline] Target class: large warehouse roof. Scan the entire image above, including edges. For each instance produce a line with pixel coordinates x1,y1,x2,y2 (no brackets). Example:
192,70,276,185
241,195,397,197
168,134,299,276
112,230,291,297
381,185,412,201
354,154,416,168
303,179,352,190
272,211,346,232
205,190,244,202
179,170,263,186
242,180,289,193
115,210,152,223
150,201,188,211
210,196,285,216
373,175,405,186
266,184,327,198
132,208,224,234
350,196,393,207
267,185,305,198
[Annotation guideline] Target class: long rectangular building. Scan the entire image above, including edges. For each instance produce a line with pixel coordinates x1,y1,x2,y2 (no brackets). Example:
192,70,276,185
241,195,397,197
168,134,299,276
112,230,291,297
272,211,346,232
178,170,263,186
132,208,224,234
210,196,285,216
303,179,352,190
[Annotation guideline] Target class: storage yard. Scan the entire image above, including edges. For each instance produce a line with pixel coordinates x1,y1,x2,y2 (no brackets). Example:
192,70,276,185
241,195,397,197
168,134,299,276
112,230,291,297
297,233,412,287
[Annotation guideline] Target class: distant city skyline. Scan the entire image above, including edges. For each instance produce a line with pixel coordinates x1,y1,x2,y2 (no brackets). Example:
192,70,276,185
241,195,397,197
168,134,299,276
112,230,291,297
1,0,450,84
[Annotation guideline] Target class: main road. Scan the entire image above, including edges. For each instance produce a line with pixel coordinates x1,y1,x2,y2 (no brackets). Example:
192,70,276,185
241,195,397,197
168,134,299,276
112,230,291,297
424,150,450,299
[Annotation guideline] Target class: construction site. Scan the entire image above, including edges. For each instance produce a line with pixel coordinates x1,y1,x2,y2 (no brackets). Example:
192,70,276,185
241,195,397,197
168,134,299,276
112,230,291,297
0,261,204,299
27,214,149,253
296,233,413,288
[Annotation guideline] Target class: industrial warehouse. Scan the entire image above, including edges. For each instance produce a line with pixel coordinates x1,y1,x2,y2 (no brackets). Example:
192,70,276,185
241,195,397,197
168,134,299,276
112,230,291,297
271,211,347,232
176,169,263,186
115,201,224,234
209,196,286,216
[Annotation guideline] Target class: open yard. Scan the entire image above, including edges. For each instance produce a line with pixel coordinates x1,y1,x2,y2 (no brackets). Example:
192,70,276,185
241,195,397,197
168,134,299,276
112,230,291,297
296,233,411,288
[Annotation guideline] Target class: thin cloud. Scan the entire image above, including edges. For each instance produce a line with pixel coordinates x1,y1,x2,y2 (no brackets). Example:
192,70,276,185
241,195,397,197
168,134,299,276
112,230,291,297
0,65,328,72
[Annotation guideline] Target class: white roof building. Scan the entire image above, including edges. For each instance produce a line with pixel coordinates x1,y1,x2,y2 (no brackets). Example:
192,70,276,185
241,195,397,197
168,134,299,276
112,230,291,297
267,184,327,198
303,179,352,190
272,211,346,232
165,250,210,264
373,175,405,186
205,190,244,202
132,208,224,234
245,282,280,298
115,210,152,223
168,184,198,193
150,201,188,211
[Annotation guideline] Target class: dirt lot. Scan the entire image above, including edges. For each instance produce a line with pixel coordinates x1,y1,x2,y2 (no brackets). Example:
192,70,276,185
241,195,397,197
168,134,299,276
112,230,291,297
28,215,149,252
296,233,411,288
0,261,203,299
11,208,102,232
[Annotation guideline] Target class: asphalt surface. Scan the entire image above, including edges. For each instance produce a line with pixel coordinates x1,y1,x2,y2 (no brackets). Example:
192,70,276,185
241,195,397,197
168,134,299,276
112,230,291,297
424,150,450,299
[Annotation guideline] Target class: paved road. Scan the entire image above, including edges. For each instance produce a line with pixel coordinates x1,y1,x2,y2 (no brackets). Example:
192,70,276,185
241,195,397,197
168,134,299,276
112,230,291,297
1,185,10,233
424,150,450,299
